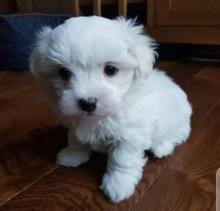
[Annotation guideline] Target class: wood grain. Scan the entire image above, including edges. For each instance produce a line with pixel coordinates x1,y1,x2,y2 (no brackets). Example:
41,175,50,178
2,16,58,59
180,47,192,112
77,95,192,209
0,71,66,205
147,0,155,27
147,26,220,45
0,0,17,13
1,61,219,210
16,0,33,12
147,0,220,44
155,0,220,26
155,60,206,85
93,0,102,16
32,0,144,14
71,0,80,16
118,0,127,17
31,0,63,13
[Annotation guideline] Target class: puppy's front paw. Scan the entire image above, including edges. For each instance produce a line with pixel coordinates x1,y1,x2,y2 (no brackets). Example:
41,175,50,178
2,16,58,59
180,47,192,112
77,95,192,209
56,147,90,167
100,171,136,203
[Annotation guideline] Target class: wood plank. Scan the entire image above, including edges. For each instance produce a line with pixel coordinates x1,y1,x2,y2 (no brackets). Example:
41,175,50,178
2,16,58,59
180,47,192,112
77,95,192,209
118,0,127,17
155,0,220,26
0,71,67,205
93,0,102,16
0,155,171,211
147,26,220,45
71,0,80,16
147,0,155,26
31,0,63,13
0,0,17,13
155,60,206,85
16,0,33,12
0,61,205,210
79,0,144,6
61,0,144,12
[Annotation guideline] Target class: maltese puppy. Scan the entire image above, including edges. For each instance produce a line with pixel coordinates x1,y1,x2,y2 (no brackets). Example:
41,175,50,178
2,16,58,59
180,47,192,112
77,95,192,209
30,16,192,203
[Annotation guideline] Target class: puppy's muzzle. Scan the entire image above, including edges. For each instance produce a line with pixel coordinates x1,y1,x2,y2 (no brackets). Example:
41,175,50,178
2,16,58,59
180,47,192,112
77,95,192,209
78,98,97,113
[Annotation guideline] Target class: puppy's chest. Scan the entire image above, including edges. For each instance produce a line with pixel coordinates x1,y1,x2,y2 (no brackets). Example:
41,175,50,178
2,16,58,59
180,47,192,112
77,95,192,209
75,118,121,151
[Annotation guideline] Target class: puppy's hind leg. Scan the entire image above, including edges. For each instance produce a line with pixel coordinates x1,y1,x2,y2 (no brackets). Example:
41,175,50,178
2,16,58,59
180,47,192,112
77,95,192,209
152,125,190,158
151,140,176,158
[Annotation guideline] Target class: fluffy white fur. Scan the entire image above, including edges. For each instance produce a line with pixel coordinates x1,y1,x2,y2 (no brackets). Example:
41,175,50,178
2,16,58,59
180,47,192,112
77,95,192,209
30,16,192,203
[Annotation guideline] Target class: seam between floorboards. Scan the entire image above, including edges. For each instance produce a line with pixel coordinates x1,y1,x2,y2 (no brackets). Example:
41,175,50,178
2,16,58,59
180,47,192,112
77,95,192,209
0,165,59,207
130,161,168,211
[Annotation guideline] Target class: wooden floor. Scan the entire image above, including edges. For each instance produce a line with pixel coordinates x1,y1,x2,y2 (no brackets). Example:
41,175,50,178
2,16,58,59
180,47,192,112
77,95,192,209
0,60,219,211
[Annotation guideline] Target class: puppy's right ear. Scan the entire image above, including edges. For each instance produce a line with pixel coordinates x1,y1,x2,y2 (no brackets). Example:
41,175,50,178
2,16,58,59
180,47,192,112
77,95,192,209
29,27,52,76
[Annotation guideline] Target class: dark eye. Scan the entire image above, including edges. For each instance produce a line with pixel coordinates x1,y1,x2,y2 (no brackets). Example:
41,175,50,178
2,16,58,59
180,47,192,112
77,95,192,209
104,65,119,76
58,67,72,81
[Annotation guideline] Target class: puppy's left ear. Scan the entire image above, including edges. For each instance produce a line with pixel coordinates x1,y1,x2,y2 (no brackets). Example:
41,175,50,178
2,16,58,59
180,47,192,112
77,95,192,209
115,17,157,77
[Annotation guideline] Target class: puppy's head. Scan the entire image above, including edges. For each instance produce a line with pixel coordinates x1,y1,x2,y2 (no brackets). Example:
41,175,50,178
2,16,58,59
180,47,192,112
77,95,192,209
30,16,156,121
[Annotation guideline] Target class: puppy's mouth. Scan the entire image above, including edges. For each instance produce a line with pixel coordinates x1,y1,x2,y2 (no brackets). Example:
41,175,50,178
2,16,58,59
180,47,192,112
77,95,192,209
81,110,109,118
85,111,94,116
81,110,97,117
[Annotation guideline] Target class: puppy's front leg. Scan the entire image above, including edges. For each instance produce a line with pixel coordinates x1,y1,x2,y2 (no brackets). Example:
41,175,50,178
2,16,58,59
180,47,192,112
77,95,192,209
56,129,91,167
101,143,147,203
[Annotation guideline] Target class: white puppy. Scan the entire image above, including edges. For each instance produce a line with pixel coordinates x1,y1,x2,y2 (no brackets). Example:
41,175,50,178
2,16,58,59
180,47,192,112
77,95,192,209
30,16,192,203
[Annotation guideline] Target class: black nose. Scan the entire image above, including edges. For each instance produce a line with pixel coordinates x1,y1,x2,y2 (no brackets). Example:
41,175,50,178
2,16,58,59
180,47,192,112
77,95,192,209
78,98,97,112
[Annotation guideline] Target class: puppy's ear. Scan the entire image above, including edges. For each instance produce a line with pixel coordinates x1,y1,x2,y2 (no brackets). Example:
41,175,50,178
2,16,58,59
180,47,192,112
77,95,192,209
29,27,52,76
115,17,157,77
